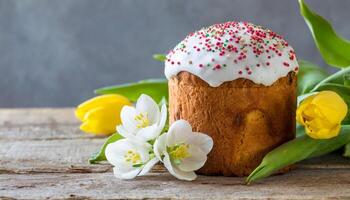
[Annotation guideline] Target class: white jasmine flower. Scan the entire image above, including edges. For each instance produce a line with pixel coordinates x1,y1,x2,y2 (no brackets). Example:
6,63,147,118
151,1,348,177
117,94,167,142
154,120,213,181
105,138,158,179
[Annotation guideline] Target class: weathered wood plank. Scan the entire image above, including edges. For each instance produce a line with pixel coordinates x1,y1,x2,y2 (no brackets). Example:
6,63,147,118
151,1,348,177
0,138,111,174
0,108,78,126
0,125,95,140
1,169,350,199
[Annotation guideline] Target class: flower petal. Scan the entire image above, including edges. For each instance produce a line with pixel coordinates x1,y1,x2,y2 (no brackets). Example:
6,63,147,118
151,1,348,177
153,133,167,161
311,91,348,124
75,94,131,121
136,94,160,124
136,124,161,141
116,125,137,140
79,106,122,135
80,120,112,135
120,106,138,133
138,157,159,176
166,120,193,146
163,153,197,181
158,103,168,131
296,94,316,125
178,145,207,172
113,167,141,180
105,139,134,166
105,139,150,166
306,118,341,139
187,132,213,154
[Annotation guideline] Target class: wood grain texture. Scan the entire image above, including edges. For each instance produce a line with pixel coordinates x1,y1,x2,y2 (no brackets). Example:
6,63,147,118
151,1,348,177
1,108,350,199
2,169,350,199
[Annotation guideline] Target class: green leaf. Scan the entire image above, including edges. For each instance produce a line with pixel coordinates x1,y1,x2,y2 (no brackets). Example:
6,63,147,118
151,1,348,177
246,125,350,184
299,0,350,68
95,79,168,103
153,54,166,62
297,60,328,95
310,67,350,92
89,133,123,164
344,73,350,87
344,143,350,157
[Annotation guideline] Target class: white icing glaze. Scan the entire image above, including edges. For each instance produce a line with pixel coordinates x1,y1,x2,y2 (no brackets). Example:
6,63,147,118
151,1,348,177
164,22,298,87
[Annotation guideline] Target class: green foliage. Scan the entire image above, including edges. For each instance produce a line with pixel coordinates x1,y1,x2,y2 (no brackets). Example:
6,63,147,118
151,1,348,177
299,0,350,68
310,67,350,92
297,60,328,95
89,133,123,164
246,125,350,184
344,143,350,157
95,79,168,103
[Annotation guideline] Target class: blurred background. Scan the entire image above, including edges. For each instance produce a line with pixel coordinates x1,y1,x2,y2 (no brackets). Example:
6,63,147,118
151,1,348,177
1,0,349,107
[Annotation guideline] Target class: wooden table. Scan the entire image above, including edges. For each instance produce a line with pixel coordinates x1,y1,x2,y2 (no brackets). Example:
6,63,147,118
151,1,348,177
1,108,350,199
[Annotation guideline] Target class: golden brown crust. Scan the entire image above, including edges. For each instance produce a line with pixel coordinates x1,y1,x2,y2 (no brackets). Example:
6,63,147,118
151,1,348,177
168,71,297,176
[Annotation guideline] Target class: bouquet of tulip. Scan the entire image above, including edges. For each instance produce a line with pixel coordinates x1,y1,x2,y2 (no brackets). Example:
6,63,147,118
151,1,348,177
76,0,350,183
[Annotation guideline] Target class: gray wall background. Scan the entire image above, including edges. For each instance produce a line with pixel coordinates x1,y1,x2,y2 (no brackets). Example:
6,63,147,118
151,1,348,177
1,0,349,107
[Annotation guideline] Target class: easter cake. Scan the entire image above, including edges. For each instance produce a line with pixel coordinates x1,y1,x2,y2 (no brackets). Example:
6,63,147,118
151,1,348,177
165,22,298,176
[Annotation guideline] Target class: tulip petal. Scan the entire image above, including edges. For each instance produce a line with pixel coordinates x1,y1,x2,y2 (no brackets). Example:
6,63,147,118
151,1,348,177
296,95,316,125
76,94,131,121
136,94,160,124
80,119,116,135
305,117,340,139
311,91,348,124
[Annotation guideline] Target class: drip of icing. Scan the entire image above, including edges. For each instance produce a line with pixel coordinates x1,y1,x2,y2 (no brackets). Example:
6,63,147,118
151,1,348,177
164,21,299,87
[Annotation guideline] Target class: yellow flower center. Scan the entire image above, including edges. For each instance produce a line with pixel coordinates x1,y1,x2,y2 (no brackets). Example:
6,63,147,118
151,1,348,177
134,112,149,128
124,150,142,165
169,144,190,162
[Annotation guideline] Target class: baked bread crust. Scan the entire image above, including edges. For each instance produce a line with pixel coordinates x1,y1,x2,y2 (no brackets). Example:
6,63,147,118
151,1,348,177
168,71,297,176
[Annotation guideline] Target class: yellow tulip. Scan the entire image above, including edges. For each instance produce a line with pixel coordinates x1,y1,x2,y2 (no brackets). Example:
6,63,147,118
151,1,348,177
296,91,348,139
75,94,132,135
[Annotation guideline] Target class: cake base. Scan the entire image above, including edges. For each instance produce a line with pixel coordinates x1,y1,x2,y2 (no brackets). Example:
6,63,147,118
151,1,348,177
168,72,297,176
